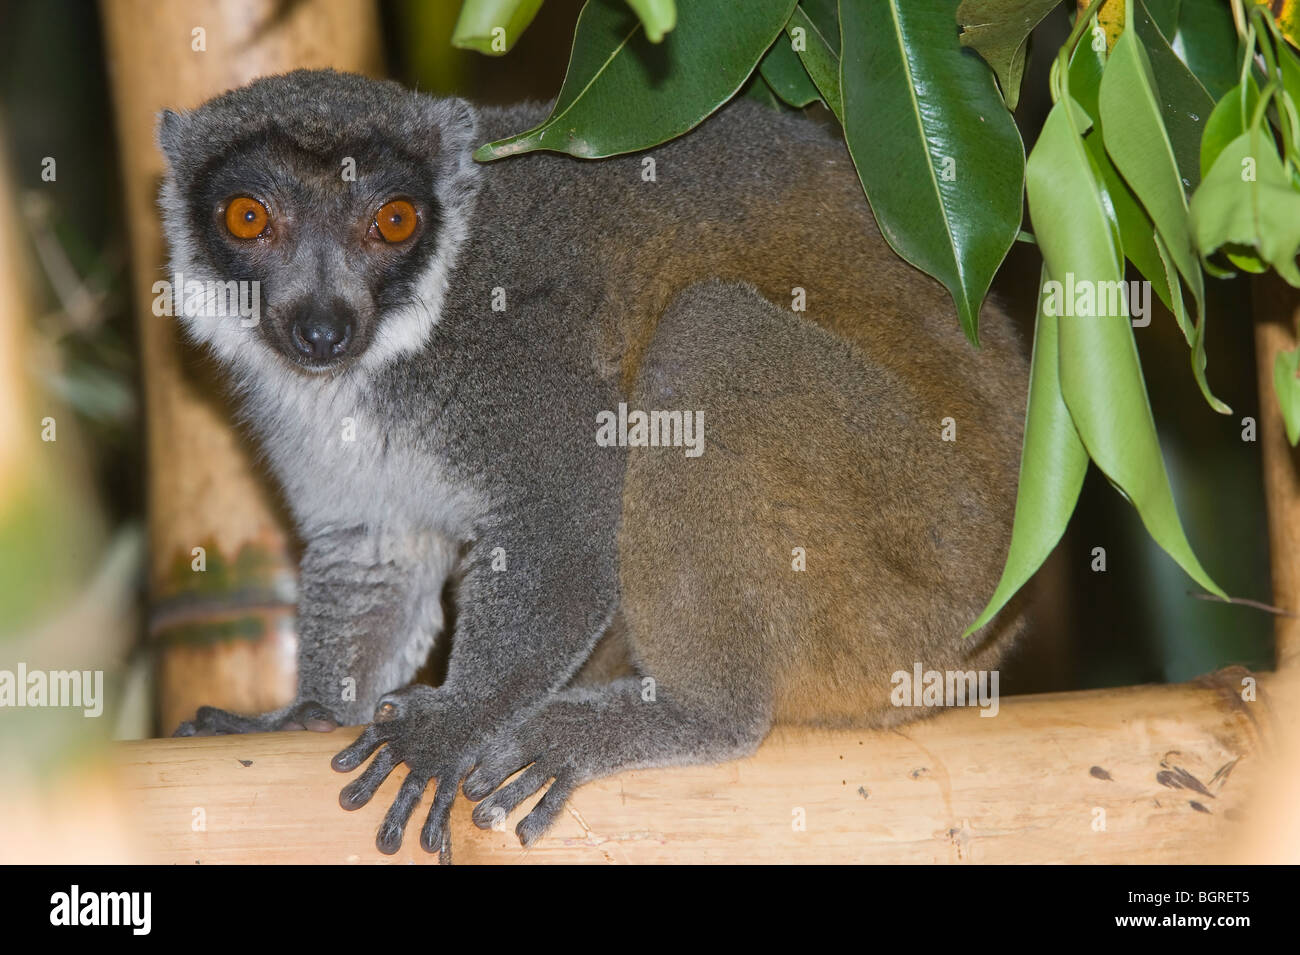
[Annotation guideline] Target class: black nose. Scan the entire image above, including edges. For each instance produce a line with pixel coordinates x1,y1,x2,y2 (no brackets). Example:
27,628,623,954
290,302,354,361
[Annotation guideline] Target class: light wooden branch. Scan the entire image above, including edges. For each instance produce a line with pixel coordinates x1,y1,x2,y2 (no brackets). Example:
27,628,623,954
112,673,1269,864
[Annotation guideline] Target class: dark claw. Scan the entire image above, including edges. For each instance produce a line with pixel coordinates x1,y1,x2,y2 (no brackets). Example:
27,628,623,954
332,724,388,772
376,819,405,855
339,747,400,810
374,771,429,853
419,775,461,854
516,772,576,848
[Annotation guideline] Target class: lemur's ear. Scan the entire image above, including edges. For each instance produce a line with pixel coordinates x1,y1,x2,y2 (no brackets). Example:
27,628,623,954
156,109,187,167
416,95,478,159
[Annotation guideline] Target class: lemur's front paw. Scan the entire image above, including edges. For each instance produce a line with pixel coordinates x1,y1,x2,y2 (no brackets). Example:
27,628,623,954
331,685,474,859
173,700,339,737
464,720,583,848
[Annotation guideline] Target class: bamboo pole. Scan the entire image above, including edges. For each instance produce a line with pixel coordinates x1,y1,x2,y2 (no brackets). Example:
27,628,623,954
99,0,384,732
1245,277,1300,863
112,675,1266,864
1253,274,1300,671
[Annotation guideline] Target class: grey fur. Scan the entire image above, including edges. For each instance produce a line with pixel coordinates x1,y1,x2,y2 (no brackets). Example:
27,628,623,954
159,69,1029,856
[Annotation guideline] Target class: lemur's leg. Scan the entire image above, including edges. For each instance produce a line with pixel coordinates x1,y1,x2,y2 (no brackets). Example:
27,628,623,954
465,674,771,846
175,526,456,735
465,280,804,844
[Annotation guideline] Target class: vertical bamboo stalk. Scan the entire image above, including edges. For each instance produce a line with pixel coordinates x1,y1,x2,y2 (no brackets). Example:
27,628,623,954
100,0,384,732
1253,274,1300,672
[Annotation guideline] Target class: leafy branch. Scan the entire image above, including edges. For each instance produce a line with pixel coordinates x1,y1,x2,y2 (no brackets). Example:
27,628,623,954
451,0,1300,632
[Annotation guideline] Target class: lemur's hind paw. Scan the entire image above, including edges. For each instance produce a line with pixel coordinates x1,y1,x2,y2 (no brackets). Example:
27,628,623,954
173,700,339,737
466,720,586,848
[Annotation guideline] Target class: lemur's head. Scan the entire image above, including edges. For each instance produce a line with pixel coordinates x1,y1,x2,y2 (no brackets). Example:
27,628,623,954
157,69,479,378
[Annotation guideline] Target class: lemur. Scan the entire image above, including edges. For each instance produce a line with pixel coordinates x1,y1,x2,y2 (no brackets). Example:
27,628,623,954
158,69,1029,857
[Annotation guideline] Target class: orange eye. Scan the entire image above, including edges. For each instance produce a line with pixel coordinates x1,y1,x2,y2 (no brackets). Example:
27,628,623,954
374,199,417,243
225,196,269,239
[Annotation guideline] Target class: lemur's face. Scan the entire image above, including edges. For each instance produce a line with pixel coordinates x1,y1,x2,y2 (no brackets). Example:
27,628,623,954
157,70,479,378
193,135,441,372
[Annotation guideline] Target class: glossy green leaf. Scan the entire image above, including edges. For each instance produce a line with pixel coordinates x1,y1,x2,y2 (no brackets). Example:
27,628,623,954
1198,55,1273,272
760,28,821,108
1274,347,1300,445
1178,0,1240,100
800,0,838,36
1153,228,1231,411
742,74,787,110
451,0,544,55
625,0,676,42
1134,0,1215,191
1100,2,1204,319
1189,129,1300,285
1201,79,1260,177
964,266,1089,637
475,0,796,160
1069,35,1176,314
787,3,842,122
1100,0,1226,412
1026,94,1226,598
840,0,1025,346
1278,41,1300,123
1144,0,1181,39
956,0,1061,111
1271,35,1300,165
1151,228,1190,339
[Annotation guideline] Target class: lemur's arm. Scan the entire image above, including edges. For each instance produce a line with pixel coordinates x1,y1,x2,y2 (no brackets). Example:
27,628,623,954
176,525,456,735
331,484,621,856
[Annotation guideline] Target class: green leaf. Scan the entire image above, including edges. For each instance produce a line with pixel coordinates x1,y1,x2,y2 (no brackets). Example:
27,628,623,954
800,0,838,37
1068,35,1176,315
1152,228,1231,412
1273,347,1300,445
1278,40,1300,118
1100,0,1227,412
1026,94,1226,598
956,0,1062,111
1200,79,1260,177
742,74,787,110
1150,227,1190,339
451,0,545,55
840,0,1025,346
1100,2,1204,320
625,0,676,42
787,4,843,122
1144,0,1181,40
475,0,796,160
1178,0,1241,100
964,266,1089,637
1189,129,1300,285
759,28,821,108
1273,38,1300,163
1134,0,1215,191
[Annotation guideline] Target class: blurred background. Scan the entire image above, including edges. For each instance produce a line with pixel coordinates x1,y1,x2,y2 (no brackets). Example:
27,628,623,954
0,0,1275,764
